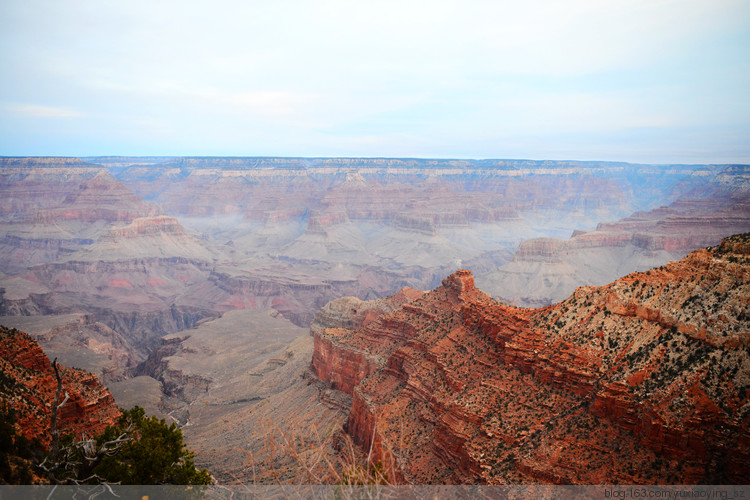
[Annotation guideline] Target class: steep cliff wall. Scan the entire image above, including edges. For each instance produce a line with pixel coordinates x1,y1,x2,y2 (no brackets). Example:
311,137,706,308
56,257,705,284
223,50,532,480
34,171,159,224
311,235,750,484
310,287,425,394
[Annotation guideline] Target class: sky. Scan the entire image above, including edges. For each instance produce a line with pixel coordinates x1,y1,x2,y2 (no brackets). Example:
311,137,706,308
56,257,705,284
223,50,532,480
1,0,749,163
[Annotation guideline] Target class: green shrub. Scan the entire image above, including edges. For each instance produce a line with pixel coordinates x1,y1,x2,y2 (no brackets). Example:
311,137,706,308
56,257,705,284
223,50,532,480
93,406,210,485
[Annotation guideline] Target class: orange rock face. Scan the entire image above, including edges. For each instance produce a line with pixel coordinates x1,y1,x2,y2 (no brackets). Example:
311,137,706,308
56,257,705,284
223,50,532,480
310,234,750,484
310,287,425,394
0,326,121,448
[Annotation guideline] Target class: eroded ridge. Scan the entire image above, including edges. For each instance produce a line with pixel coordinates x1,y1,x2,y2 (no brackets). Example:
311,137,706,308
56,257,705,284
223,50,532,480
310,235,750,484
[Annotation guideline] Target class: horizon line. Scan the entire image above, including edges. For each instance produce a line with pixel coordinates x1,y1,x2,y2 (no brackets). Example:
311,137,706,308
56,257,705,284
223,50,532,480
1,155,748,168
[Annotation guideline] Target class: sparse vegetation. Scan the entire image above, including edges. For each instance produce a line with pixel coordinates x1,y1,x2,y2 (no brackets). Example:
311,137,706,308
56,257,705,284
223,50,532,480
242,415,397,487
0,405,45,484
38,405,210,485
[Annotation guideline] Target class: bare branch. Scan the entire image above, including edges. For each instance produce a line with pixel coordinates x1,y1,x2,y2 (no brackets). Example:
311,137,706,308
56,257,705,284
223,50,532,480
40,373,134,485
49,358,64,483
57,391,69,410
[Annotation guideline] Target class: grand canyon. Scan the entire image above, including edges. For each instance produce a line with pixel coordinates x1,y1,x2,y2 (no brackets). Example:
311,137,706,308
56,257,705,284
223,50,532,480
1,156,749,484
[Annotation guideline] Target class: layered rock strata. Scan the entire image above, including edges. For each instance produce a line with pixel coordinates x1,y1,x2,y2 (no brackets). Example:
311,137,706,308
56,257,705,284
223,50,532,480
0,325,121,448
311,235,750,484
479,194,750,307
310,287,425,394
32,171,159,224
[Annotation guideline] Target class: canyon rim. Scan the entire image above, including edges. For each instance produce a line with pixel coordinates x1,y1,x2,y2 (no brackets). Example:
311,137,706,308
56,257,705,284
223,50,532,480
0,157,748,485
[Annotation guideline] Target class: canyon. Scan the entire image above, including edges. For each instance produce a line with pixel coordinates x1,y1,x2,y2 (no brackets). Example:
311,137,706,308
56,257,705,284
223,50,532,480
1,156,749,483
478,190,750,307
311,234,750,484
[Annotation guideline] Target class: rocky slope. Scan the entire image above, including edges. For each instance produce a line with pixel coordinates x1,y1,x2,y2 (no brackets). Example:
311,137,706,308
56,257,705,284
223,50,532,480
310,287,425,394
109,158,750,311
114,158,724,260
33,171,159,224
0,314,135,383
0,325,121,448
64,215,216,262
311,234,750,484
0,158,104,218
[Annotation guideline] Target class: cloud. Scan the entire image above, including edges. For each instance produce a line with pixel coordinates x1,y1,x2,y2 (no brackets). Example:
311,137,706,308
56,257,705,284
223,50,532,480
4,103,83,119
0,0,748,161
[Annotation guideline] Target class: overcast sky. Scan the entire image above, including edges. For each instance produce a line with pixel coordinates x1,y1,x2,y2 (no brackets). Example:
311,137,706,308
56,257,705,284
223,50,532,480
1,0,749,163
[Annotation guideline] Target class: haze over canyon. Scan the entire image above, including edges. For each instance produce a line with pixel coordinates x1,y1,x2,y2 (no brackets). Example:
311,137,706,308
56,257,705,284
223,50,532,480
0,156,748,484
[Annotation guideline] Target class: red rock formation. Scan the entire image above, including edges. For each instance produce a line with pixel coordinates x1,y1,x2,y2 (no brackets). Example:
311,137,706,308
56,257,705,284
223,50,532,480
312,332,378,394
582,197,750,253
310,287,425,394
311,235,750,484
516,202,750,260
0,325,121,448
485,193,750,308
32,171,159,224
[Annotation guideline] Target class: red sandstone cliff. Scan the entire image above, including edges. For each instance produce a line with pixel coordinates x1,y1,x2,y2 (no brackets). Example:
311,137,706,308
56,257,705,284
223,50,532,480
0,325,121,448
310,235,750,484
310,287,425,394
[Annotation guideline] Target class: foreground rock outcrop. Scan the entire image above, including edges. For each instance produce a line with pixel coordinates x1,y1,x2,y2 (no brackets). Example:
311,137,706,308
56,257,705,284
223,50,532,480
311,234,750,484
0,325,121,448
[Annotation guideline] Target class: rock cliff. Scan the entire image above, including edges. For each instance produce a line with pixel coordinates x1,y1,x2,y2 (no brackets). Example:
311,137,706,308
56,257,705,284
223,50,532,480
0,160,103,218
310,235,750,484
0,168,161,274
310,287,425,394
0,313,135,383
0,325,121,448
33,171,160,224
67,215,217,262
